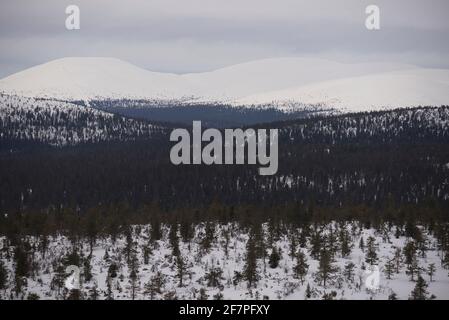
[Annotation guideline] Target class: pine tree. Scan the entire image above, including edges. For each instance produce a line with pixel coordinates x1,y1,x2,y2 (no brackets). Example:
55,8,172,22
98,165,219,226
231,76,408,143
86,211,98,255
293,250,309,285
299,229,307,248
213,292,224,300
289,236,297,260
51,265,66,298
14,243,30,296
343,262,355,282
83,258,92,282
144,272,165,300
205,266,223,287
0,260,7,290
359,237,365,252
305,283,312,299
90,282,99,300
128,252,139,300
105,275,114,300
176,254,188,287
268,247,281,269
150,219,162,243
142,244,151,265
339,228,352,258
403,241,417,266
198,288,209,300
108,263,118,278
442,250,449,270
67,288,82,300
310,231,323,260
388,292,398,300
427,263,436,282
27,293,40,300
365,236,378,265
169,223,180,257
314,248,338,287
393,247,402,273
384,258,395,280
123,227,134,264
243,232,259,288
406,258,420,281
200,222,215,253
409,276,429,300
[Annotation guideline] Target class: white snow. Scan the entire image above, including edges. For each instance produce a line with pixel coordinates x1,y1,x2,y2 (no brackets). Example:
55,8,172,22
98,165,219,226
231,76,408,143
2,57,447,113
236,68,449,112
1,222,448,300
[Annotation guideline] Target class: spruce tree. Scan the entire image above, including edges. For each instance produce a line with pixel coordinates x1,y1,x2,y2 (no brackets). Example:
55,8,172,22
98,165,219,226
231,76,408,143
343,262,355,282
384,259,395,280
293,250,309,285
409,276,429,300
176,254,188,287
0,260,7,290
393,247,402,273
427,263,436,282
403,241,417,266
406,258,420,281
198,288,209,300
359,237,365,252
205,266,224,287
388,292,398,300
243,233,259,288
142,244,151,265
314,248,338,287
365,236,378,265
340,228,352,258
309,228,323,260
305,283,312,299
128,252,139,300
268,247,281,269
144,272,165,300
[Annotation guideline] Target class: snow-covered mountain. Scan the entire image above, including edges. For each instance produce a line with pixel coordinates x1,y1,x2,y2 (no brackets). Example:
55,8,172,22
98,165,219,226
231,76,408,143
0,57,448,112
236,68,449,112
0,58,194,101
0,93,166,146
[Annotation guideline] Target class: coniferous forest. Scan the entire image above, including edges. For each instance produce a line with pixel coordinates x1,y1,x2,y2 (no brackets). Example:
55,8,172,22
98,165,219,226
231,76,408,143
0,94,449,300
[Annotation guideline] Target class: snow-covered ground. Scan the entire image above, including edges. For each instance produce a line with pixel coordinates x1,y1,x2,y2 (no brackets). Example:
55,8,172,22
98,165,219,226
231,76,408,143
1,222,448,300
236,68,449,112
0,94,161,146
1,57,448,113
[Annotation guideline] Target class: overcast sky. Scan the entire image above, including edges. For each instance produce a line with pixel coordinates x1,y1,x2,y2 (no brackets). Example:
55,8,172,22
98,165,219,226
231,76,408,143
0,0,448,77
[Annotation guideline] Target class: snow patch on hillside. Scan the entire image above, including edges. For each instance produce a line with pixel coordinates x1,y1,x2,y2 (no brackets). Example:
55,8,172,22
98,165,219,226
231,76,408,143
236,69,449,112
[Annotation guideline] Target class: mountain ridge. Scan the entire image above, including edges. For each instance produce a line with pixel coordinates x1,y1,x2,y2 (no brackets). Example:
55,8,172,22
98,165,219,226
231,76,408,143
3,56,446,113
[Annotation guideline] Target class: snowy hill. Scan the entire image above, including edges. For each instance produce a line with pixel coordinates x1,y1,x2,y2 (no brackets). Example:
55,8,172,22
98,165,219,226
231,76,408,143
236,68,449,112
1,222,448,300
0,57,448,113
0,94,166,146
182,57,412,102
0,58,197,101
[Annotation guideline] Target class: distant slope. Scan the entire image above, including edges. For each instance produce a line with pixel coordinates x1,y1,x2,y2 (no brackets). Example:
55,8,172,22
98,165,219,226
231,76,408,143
0,93,167,147
236,68,449,112
0,57,194,101
182,57,412,101
1,57,448,114
0,57,412,101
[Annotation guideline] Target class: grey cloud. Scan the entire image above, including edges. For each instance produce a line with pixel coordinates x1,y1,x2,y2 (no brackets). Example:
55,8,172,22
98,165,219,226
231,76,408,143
0,0,448,77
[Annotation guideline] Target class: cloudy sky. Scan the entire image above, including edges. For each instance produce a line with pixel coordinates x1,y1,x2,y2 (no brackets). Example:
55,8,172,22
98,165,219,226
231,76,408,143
0,0,448,77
